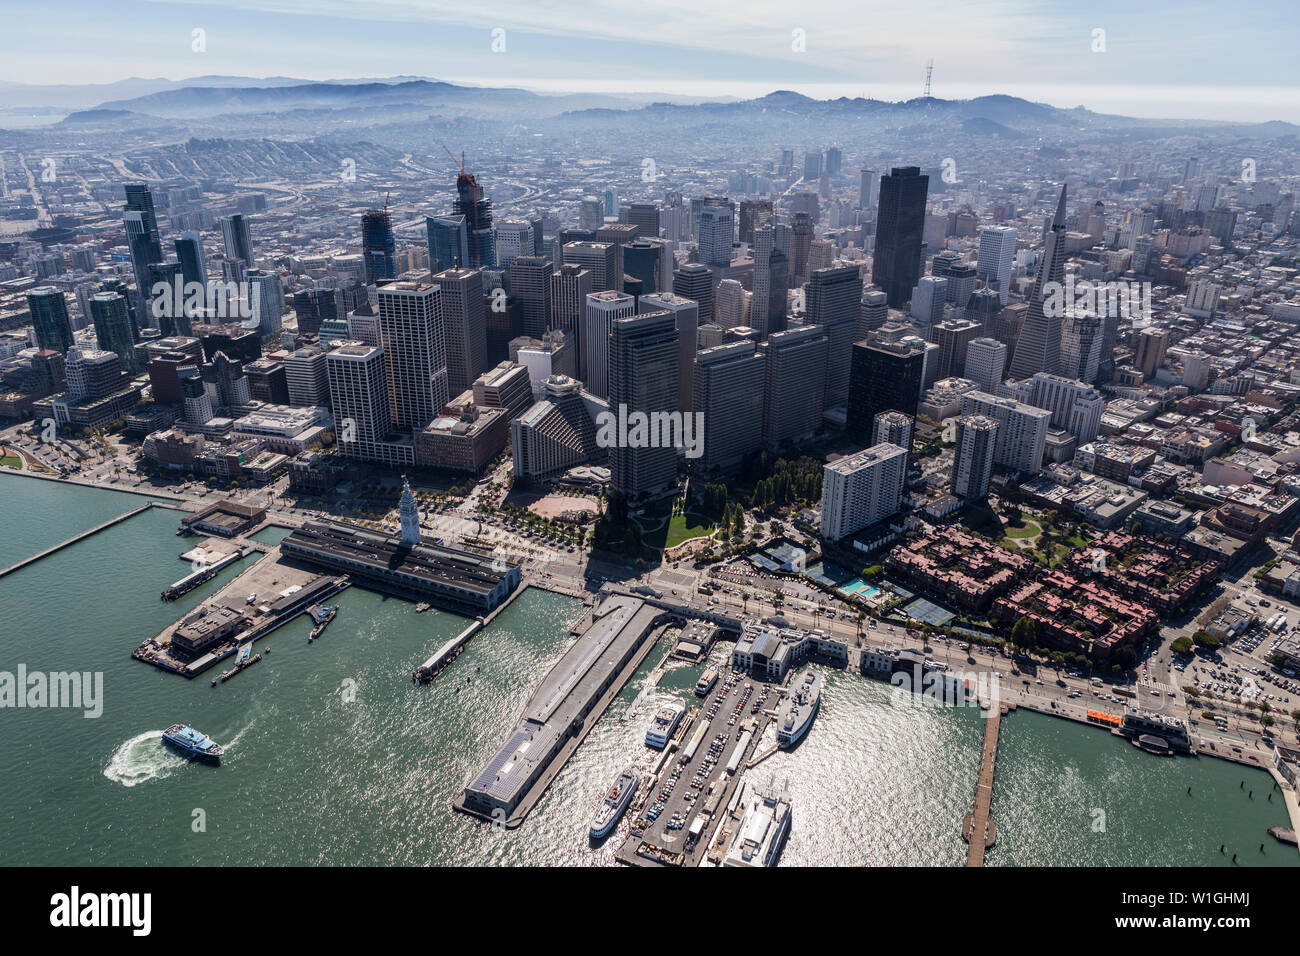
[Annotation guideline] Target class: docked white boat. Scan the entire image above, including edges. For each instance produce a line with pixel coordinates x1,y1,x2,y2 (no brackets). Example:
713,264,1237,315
776,670,822,749
645,700,685,749
590,766,638,839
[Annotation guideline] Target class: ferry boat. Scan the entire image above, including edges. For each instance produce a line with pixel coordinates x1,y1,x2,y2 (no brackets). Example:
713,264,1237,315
645,700,686,749
776,670,822,749
1120,709,1191,753
694,667,719,697
161,724,224,762
589,766,639,839
722,780,792,867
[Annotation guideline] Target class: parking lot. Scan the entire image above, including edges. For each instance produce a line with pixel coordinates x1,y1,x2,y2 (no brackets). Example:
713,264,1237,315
633,669,776,857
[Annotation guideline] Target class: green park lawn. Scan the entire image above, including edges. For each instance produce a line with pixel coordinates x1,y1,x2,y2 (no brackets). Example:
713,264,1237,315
664,513,714,549
1002,518,1042,540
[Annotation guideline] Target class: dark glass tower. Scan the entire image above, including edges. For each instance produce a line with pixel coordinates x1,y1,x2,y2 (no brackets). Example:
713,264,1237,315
174,235,207,288
361,208,397,285
89,291,139,373
871,166,929,308
124,183,163,302
846,339,925,445
426,214,468,272
672,262,713,325
27,286,74,353
293,289,338,337
219,214,254,266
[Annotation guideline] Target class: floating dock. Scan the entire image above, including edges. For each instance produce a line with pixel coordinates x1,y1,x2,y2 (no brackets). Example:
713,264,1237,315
307,604,338,642
162,548,249,600
213,645,262,685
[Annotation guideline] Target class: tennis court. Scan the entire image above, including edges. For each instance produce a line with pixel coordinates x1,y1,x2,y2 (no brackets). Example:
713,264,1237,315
903,597,955,626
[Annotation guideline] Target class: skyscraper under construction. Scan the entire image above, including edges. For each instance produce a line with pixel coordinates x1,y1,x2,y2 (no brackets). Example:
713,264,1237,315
454,168,495,269
361,207,396,285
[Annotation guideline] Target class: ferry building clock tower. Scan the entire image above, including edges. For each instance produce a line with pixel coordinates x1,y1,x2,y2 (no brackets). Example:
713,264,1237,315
399,477,421,545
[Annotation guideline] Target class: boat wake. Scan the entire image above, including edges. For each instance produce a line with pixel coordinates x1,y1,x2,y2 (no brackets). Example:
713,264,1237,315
625,674,661,720
102,731,185,787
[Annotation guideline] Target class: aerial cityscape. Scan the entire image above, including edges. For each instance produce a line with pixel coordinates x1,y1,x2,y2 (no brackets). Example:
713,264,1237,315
3,1,1300,902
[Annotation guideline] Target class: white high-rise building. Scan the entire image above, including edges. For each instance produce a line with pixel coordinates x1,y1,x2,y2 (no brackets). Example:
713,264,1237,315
582,290,634,399
377,281,448,431
493,220,534,268
698,205,734,267
819,443,907,541
952,415,999,500
977,225,1017,305
714,279,747,329
1184,279,1220,319
327,342,407,464
872,410,914,450
1026,373,1105,444
911,276,947,326
964,337,1007,392
245,269,282,335
285,345,329,407
1183,350,1213,391
959,390,1050,475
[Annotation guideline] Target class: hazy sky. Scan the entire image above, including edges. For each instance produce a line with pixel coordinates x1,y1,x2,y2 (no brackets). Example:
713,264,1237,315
4,0,1298,122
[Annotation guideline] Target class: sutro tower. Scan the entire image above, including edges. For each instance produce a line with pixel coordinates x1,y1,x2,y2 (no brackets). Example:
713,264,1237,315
923,59,934,98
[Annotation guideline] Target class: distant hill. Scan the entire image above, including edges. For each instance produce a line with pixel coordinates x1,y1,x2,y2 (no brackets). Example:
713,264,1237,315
90,79,646,120
31,77,1300,140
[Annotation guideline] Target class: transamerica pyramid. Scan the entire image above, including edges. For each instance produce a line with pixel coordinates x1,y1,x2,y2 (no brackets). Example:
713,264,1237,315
1008,184,1068,381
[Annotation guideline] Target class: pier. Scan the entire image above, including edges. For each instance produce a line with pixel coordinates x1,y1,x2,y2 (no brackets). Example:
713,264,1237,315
963,700,1012,867
412,578,530,683
161,546,260,600
455,593,676,828
0,502,162,579
134,540,350,678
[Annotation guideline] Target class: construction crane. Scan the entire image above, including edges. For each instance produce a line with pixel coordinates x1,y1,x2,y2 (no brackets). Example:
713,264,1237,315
441,144,465,175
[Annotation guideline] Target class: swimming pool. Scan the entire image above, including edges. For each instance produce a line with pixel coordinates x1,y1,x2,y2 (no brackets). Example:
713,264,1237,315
839,579,880,599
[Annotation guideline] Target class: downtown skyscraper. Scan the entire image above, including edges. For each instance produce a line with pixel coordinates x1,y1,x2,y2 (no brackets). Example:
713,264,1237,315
583,290,635,398
550,263,592,349
432,267,487,397
454,169,495,269
26,287,74,353
377,281,449,430
362,208,397,285
608,310,679,499
219,214,255,268
123,183,163,307
427,214,469,272
1008,185,1068,381
871,167,929,308
977,225,1017,305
